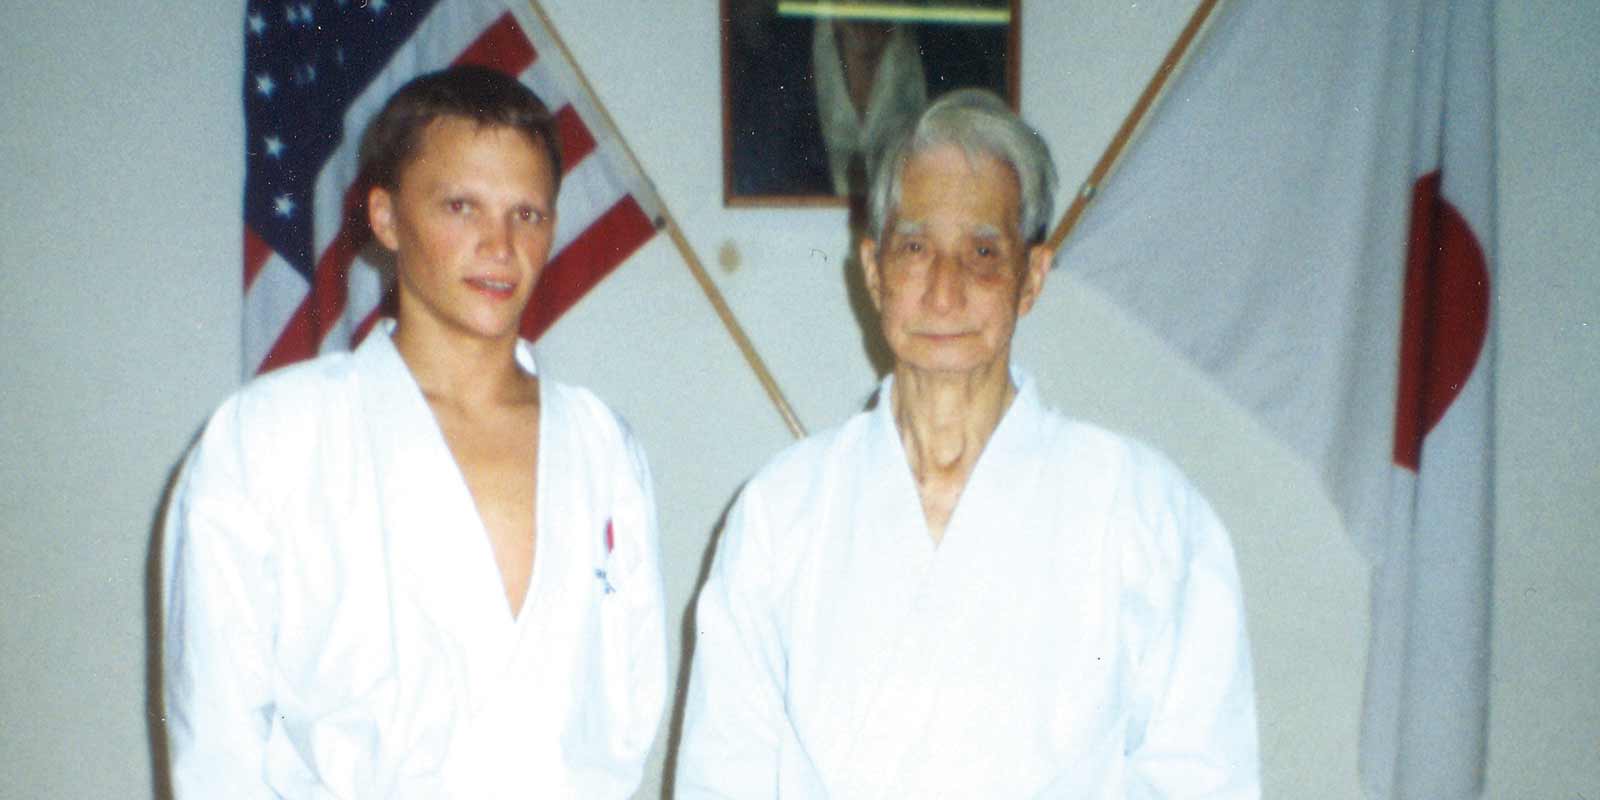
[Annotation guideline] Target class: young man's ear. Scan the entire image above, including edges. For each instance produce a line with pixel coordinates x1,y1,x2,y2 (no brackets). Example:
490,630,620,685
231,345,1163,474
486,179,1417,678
367,186,399,251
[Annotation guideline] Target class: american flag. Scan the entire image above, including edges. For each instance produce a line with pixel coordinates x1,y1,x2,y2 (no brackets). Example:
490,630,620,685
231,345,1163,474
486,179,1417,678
243,0,663,376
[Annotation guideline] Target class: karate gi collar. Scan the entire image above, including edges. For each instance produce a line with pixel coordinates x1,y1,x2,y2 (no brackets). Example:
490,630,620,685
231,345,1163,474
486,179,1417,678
866,364,1046,485
869,364,1042,437
364,318,541,377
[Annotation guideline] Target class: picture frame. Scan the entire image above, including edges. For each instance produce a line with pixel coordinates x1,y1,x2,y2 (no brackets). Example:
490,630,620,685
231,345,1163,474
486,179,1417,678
721,0,1021,207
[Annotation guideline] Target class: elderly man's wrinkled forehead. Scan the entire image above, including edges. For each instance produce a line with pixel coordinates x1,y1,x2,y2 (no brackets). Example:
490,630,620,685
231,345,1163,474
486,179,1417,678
882,143,1024,230
886,218,1009,239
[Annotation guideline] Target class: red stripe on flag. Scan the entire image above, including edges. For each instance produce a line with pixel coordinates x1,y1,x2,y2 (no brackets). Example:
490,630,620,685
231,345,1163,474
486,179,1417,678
307,187,370,343
352,287,396,347
259,185,370,373
244,226,273,289
555,106,595,172
520,196,656,341
453,13,536,76
1392,171,1491,471
259,300,320,374
353,307,384,347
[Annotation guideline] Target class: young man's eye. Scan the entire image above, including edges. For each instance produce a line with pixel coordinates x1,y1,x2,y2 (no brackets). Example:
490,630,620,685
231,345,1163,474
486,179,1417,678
518,207,544,224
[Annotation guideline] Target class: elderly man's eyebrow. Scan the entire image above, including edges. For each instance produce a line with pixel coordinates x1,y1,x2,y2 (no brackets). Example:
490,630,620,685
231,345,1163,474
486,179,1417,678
969,223,1004,240
890,220,927,238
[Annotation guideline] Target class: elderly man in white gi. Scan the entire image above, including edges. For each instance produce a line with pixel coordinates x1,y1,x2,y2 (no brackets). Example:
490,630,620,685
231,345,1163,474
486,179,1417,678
161,67,666,797
677,90,1260,798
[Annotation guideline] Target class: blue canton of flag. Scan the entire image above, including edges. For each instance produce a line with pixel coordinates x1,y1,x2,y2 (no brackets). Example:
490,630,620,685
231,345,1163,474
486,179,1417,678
244,0,434,276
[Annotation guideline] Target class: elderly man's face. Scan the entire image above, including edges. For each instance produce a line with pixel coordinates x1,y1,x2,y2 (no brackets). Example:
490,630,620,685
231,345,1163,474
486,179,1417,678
861,145,1051,380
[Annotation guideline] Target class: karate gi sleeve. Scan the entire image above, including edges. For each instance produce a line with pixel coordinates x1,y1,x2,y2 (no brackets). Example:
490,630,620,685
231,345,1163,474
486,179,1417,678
1126,479,1262,799
609,430,671,789
675,487,787,799
160,401,280,799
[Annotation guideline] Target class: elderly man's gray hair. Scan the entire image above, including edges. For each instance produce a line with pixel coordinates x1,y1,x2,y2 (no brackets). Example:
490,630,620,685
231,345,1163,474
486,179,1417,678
865,89,1059,248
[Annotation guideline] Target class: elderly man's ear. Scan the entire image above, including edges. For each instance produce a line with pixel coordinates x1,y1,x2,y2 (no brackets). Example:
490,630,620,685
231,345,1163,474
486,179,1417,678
1018,243,1055,316
859,238,885,312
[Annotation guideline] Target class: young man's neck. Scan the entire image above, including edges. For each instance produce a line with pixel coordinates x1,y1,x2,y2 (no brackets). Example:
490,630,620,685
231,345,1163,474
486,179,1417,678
392,318,535,411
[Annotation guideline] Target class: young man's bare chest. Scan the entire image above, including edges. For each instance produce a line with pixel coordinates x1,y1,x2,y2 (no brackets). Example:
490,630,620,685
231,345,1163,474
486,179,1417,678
431,396,541,618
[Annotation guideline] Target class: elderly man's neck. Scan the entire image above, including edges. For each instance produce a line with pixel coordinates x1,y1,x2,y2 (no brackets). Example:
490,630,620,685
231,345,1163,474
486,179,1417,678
890,362,1016,492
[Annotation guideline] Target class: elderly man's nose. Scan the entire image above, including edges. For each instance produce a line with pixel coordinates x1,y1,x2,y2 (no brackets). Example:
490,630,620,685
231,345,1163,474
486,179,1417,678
925,253,965,309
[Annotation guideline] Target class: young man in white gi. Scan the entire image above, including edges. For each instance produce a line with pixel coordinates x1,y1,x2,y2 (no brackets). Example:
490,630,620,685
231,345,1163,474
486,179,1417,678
162,67,666,797
677,90,1260,798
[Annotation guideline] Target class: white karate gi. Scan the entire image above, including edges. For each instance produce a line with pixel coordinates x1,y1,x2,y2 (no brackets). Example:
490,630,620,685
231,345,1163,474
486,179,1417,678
162,322,666,798
677,371,1259,799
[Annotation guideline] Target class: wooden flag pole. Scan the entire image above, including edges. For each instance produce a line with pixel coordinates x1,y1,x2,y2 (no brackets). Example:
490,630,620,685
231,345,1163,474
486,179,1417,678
657,222,808,438
1046,0,1225,253
526,1,808,439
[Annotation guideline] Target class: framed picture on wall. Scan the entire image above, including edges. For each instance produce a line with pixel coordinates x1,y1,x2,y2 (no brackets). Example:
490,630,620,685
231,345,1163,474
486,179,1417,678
722,0,1021,207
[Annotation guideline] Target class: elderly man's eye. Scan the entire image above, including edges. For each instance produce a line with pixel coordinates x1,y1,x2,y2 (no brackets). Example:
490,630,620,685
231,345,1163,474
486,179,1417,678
446,198,469,214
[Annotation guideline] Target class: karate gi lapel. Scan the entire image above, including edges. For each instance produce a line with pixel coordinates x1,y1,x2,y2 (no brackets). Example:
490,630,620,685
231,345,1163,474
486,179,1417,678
786,377,929,778
503,372,575,659
830,372,1049,797
354,323,517,702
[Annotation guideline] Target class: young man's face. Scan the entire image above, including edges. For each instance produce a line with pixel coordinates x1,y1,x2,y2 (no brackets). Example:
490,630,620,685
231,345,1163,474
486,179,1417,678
368,116,558,345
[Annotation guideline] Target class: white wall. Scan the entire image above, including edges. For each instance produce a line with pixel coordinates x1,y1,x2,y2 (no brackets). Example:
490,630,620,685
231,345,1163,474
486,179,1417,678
0,2,1593,798
1486,1,1600,793
0,3,242,796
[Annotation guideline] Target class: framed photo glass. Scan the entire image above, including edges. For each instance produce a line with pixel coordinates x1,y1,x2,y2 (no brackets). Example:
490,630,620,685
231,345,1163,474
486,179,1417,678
722,0,1021,206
